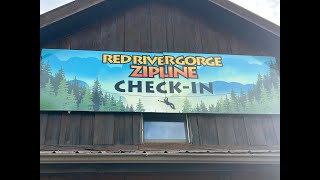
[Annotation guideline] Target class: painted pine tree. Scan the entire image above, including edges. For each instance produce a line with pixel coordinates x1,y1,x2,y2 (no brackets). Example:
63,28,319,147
69,77,81,107
230,89,239,113
129,105,135,112
269,84,280,113
223,95,231,113
109,95,117,111
116,97,126,111
78,88,93,111
125,104,130,111
40,62,53,88
255,73,263,101
208,104,215,113
200,101,208,113
53,67,65,95
91,78,103,111
194,104,200,113
57,78,77,110
182,97,192,113
259,84,270,113
136,98,145,112
239,89,247,112
101,93,111,111
215,98,223,112
40,79,57,109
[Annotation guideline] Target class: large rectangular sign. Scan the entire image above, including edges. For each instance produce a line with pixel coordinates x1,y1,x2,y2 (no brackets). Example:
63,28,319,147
40,49,280,114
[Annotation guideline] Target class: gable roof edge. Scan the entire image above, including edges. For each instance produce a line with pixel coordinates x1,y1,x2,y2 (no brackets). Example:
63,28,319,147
40,0,104,29
208,0,279,37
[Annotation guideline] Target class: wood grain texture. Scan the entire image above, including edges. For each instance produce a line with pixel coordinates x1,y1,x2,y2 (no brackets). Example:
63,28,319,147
150,2,168,52
271,114,280,144
40,112,48,145
232,115,249,145
261,115,278,145
59,112,81,145
198,21,219,54
171,6,189,52
45,112,62,145
80,112,94,145
124,114,133,145
114,114,134,145
243,115,267,145
216,115,237,145
188,114,200,145
132,113,141,144
93,113,114,145
70,23,101,50
197,114,219,145
124,0,151,52
101,14,125,51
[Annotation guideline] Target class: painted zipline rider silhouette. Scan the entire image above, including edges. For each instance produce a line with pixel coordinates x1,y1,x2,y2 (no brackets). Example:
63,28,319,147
158,97,175,109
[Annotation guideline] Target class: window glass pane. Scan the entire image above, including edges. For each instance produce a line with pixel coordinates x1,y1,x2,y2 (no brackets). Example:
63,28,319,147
144,121,186,141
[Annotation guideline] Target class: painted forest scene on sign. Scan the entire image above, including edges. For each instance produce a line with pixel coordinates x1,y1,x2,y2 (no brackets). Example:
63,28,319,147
40,49,280,114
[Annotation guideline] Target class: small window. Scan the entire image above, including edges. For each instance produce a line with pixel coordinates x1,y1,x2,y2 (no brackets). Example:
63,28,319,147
142,113,189,143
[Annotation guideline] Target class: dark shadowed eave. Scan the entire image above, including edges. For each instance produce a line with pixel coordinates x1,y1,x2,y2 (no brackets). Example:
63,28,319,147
40,0,105,29
40,0,279,37
208,0,279,37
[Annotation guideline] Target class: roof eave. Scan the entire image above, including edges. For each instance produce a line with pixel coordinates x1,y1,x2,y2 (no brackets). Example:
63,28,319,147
40,152,280,164
40,0,105,29
40,0,279,38
208,0,279,37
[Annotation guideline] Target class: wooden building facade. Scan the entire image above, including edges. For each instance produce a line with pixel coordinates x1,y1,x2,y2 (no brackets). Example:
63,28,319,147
40,0,280,179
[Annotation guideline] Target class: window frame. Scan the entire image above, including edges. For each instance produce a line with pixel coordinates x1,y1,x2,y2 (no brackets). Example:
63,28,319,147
141,113,190,143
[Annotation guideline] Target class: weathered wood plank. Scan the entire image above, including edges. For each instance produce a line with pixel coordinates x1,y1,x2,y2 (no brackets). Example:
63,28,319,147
59,112,81,145
171,7,189,52
59,113,71,145
150,2,168,52
271,114,280,144
198,114,219,145
124,114,133,145
164,2,174,52
228,35,242,54
216,115,237,145
70,23,101,50
101,14,125,51
188,114,200,145
261,115,278,145
40,112,48,145
114,114,126,145
132,113,141,144
232,115,249,145
198,20,218,54
45,112,62,145
124,0,151,52
93,113,114,145
216,31,231,54
140,1,152,52
184,14,202,52
243,115,267,145
80,112,94,145
42,37,71,49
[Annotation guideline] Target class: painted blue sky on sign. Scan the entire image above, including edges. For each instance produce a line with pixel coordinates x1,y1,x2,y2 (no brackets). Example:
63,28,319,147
42,49,275,86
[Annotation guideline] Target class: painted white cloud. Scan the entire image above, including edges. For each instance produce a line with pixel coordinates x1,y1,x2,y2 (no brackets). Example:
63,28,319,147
247,59,263,65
